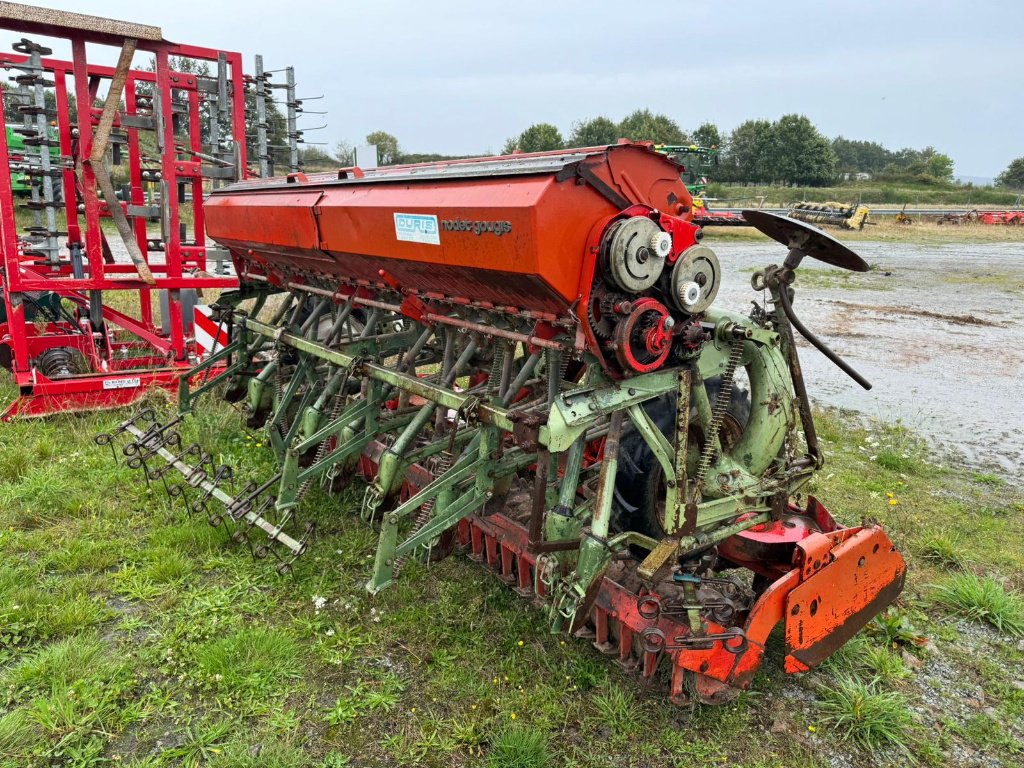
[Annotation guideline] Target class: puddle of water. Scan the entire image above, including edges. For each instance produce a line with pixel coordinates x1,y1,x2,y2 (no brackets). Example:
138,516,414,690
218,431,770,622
710,240,1024,476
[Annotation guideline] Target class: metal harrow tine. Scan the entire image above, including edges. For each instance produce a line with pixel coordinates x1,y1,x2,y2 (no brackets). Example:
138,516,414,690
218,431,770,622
92,432,119,464
185,451,215,486
96,407,315,577
266,520,315,575
199,465,235,506
149,445,200,504
122,415,184,457
166,482,193,515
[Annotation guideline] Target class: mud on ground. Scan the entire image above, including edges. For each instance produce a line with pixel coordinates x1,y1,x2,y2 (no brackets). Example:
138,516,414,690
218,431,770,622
709,238,1024,477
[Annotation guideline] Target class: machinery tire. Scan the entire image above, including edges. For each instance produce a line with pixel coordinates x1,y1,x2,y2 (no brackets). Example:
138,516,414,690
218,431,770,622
612,378,751,541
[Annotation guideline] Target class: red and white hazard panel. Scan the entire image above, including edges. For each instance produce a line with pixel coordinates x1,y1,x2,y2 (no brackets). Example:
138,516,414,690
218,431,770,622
193,305,229,358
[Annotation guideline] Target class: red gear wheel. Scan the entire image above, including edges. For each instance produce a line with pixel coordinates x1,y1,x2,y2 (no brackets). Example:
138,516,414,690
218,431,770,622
613,297,673,374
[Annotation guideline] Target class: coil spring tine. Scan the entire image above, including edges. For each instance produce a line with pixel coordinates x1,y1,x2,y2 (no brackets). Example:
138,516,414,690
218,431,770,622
268,520,314,575
201,465,234,504
157,466,174,498
106,408,156,441
206,505,225,530
265,506,295,548
132,455,151,486
92,432,118,464
226,481,257,520
186,451,214,486
166,483,193,516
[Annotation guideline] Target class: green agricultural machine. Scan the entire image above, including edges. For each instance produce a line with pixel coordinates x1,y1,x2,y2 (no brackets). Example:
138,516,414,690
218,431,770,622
654,143,719,197
5,123,62,198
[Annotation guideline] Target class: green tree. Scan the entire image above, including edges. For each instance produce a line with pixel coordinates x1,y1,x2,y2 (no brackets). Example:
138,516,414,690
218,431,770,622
366,131,401,165
2,82,77,124
769,114,837,186
996,157,1024,189
720,119,772,183
505,123,564,154
924,152,954,182
831,137,893,175
568,116,619,147
691,122,722,149
617,109,686,145
875,145,954,185
890,147,923,169
298,145,337,170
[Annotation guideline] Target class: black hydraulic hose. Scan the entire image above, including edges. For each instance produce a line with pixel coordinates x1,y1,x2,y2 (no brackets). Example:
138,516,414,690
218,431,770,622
778,285,872,391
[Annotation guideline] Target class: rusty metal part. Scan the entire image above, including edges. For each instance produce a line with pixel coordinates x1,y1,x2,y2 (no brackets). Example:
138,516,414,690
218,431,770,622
0,2,164,46
741,209,869,272
444,494,901,705
775,277,872,391
88,37,154,284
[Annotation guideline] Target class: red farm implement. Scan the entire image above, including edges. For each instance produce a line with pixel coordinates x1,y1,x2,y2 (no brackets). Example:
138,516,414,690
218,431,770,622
0,3,304,418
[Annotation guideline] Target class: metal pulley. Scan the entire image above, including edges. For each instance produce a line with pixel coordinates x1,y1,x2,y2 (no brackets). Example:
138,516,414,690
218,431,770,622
669,244,720,314
602,216,670,292
613,297,674,374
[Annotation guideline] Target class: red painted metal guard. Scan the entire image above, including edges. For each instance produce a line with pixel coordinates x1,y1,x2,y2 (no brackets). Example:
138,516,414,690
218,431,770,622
359,439,906,704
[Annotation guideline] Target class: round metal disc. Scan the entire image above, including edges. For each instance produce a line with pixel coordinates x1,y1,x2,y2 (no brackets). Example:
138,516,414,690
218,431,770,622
741,209,869,272
604,217,667,292
670,244,721,313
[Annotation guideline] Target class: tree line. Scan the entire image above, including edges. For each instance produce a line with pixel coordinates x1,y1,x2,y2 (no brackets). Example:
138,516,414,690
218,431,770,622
311,111,1022,191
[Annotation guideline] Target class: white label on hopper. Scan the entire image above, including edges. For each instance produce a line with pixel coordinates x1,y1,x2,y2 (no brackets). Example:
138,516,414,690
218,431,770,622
394,213,440,245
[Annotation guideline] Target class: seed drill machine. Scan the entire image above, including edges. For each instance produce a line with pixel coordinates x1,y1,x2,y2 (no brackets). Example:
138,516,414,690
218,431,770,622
102,142,906,703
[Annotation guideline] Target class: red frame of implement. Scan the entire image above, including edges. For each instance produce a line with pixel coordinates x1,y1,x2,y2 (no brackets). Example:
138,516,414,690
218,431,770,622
0,6,244,418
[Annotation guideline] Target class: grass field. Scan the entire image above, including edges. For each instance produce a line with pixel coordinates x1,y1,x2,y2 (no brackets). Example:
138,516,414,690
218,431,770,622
0,383,1022,767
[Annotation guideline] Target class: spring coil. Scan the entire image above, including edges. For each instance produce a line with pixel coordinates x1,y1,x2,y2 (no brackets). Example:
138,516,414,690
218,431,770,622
394,451,452,575
692,338,744,497
487,343,506,396
274,353,289,439
298,382,348,500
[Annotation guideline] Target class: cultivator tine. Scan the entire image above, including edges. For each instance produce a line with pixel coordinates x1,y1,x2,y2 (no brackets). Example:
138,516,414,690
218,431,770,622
265,520,315,575
120,417,186,486
226,474,281,521
185,450,216,486
94,408,160,463
165,482,192,512
97,408,313,574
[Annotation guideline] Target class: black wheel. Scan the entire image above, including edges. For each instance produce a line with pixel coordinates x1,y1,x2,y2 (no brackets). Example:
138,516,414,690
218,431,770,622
612,378,751,541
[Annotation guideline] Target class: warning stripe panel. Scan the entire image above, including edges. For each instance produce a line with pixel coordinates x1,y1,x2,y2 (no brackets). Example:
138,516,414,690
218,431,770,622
194,305,228,356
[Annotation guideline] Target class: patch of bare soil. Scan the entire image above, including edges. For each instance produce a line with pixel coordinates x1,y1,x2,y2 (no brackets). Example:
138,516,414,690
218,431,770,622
832,301,1007,328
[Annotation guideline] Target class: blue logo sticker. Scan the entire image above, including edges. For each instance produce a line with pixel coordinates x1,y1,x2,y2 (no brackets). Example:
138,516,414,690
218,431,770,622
394,213,440,245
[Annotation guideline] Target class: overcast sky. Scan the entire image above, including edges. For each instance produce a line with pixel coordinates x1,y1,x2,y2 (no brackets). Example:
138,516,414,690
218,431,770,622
16,0,1023,177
